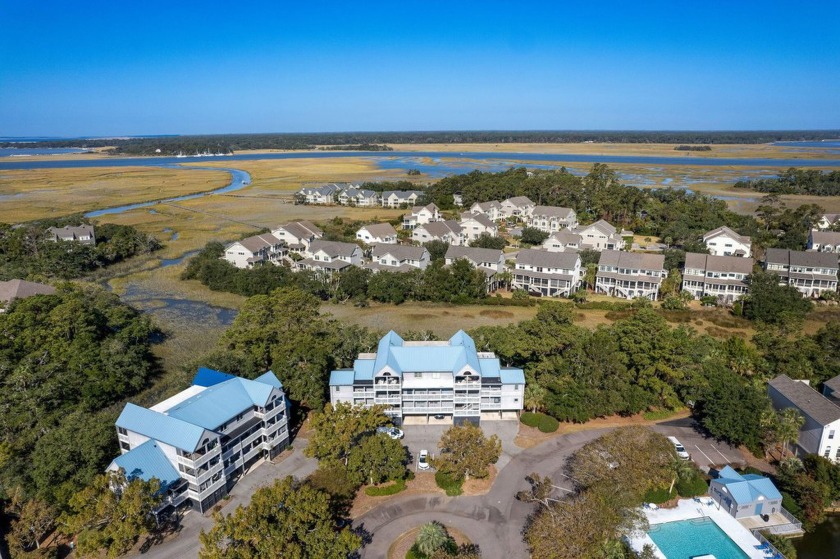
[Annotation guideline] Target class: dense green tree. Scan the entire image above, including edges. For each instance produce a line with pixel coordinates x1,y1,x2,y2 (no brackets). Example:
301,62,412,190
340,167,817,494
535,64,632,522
346,432,409,485
469,233,507,250
198,476,360,559
435,423,501,481
304,403,391,467
423,240,450,261
9,498,55,553
415,522,450,557
743,270,813,326
519,227,549,246
61,471,161,558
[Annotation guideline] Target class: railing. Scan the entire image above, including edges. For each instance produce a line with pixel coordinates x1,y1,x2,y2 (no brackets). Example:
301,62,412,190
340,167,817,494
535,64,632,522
758,508,803,535
751,530,787,558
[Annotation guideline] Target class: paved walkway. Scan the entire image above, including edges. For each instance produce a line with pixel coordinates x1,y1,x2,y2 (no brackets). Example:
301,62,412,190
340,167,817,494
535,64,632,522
355,428,611,559
134,438,318,559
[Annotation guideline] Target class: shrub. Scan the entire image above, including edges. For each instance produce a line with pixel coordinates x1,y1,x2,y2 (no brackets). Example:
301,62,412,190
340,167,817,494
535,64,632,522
642,409,682,421
765,533,797,559
676,470,709,498
435,471,463,496
364,479,407,497
520,412,559,433
643,486,677,504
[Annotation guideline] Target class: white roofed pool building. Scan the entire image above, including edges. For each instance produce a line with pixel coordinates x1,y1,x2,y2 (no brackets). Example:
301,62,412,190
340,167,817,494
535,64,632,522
330,331,525,425
110,368,290,513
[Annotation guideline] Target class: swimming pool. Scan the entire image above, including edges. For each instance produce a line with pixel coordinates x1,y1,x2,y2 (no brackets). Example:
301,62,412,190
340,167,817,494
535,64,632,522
648,517,750,559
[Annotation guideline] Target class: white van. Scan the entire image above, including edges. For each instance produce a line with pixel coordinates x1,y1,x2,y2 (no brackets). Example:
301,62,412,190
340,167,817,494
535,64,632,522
668,436,690,460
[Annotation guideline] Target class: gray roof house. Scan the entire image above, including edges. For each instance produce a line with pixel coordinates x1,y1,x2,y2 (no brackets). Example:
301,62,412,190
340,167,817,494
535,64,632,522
271,221,323,252
808,230,840,254
763,248,839,298
0,279,56,311
445,245,505,291
223,233,286,269
512,249,582,298
47,224,96,245
823,375,840,406
298,240,363,274
682,253,754,303
411,220,463,246
500,196,535,219
381,190,423,208
527,206,578,233
356,223,398,245
365,244,430,272
595,250,667,300
703,226,752,258
769,375,840,463
541,230,583,252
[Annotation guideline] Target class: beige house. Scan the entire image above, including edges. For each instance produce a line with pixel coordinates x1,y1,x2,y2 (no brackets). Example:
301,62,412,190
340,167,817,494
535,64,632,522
703,226,752,257
223,233,286,269
595,250,667,300
356,223,398,245
682,253,754,303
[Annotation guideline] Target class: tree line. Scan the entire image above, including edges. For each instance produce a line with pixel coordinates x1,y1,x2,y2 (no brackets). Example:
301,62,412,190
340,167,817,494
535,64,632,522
0,218,161,280
735,168,840,196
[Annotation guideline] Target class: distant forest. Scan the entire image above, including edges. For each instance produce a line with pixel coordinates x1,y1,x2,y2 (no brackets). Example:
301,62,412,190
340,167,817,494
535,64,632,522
2,130,839,156
734,168,840,196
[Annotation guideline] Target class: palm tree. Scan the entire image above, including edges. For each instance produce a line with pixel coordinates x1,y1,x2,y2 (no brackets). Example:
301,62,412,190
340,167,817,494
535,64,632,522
524,383,546,414
777,408,805,458
668,455,696,496
415,522,449,556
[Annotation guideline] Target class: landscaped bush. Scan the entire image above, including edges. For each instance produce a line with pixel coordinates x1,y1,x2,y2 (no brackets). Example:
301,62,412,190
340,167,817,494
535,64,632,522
520,412,559,433
365,478,407,496
676,470,709,498
765,533,798,559
435,471,463,496
575,301,634,311
643,486,677,504
642,409,682,421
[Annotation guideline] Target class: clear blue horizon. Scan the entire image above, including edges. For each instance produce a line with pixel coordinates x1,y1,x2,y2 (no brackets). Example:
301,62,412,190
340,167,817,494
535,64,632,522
1,1,838,137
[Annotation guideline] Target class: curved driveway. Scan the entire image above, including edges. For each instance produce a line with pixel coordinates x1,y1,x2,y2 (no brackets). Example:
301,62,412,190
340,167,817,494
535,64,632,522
355,428,611,559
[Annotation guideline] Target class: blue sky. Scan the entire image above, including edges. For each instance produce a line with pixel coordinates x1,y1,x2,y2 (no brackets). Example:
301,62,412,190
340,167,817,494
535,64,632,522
1,1,838,136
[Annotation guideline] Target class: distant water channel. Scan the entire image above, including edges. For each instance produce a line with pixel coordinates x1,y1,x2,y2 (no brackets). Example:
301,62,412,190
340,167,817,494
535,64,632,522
794,515,840,559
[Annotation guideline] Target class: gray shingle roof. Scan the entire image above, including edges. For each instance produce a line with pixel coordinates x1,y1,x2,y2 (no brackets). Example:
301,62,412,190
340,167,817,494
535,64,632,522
372,244,428,261
445,245,503,265
810,230,840,245
503,196,534,207
277,221,323,239
598,250,665,271
309,240,361,258
359,223,397,238
419,221,462,238
234,233,283,253
531,206,575,219
0,279,56,304
516,248,580,269
47,224,94,240
684,253,754,274
461,213,497,229
704,226,751,244
824,375,840,396
769,375,840,426
765,248,838,270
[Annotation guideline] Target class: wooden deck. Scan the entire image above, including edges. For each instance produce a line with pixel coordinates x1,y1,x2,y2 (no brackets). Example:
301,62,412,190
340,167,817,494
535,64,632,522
739,512,804,536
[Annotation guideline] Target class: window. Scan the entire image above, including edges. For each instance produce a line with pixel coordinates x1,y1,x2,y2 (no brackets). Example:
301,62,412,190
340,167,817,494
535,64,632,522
825,447,832,458
830,430,835,440
118,427,127,435
120,441,130,451
334,386,340,392
414,373,422,378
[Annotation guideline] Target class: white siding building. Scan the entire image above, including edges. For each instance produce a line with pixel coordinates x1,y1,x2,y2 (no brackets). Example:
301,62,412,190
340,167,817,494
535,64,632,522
403,204,441,230
763,248,839,298
703,226,752,258
366,245,430,272
769,375,840,463
356,223,398,245
500,196,535,220
512,249,581,297
527,206,578,233
444,245,505,291
111,368,290,513
459,213,498,242
381,190,423,208
469,201,503,222
223,233,286,269
595,250,667,300
682,253,754,303
808,230,840,254
271,221,323,254
298,240,363,274
411,221,464,246
329,331,525,425
46,224,96,245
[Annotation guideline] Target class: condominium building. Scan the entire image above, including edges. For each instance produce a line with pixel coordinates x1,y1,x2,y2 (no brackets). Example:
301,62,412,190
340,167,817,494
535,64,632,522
223,233,286,269
595,250,667,300
769,375,840,463
527,206,578,233
444,245,506,291
512,249,581,297
763,248,839,298
411,220,463,246
329,331,525,425
703,226,752,258
681,253,754,304
111,368,290,513
808,230,840,254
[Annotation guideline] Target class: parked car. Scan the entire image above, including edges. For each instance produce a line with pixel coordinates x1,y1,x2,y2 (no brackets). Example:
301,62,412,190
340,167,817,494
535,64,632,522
376,426,404,440
418,449,430,470
668,436,690,460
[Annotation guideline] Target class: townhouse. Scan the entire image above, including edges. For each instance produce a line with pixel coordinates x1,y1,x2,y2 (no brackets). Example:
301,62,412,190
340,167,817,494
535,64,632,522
681,253,754,304
329,330,525,425
356,223,398,245
271,221,323,255
459,213,498,242
703,226,752,258
512,249,581,298
296,184,341,205
769,375,840,463
338,187,380,207
541,230,582,252
223,233,286,269
297,240,363,274
469,201,503,222
574,220,627,251
595,250,667,300
411,220,464,246
763,248,838,298
381,190,423,208
816,213,840,231
808,230,840,254
500,196,535,220
365,245,430,272
111,368,290,512
402,203,441,230
46,224,96,245
527,206,578,233
444,245,506,291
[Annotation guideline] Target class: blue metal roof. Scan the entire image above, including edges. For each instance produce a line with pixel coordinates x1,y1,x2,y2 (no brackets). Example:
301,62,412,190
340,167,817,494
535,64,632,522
714,466,782,504
116,403,206,452
354,359,375,380
478,358,500,377
167,377,278,430
193,367,235,387
110,440,181,489
330,370,356,386
254,371,283,389
500,368,526,384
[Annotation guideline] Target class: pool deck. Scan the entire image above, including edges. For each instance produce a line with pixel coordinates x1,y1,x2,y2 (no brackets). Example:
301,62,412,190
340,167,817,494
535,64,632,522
627,499,768,559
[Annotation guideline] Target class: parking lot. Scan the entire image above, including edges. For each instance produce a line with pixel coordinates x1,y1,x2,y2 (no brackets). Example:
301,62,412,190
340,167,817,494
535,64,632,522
652,417,746,472
399,420,522,472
